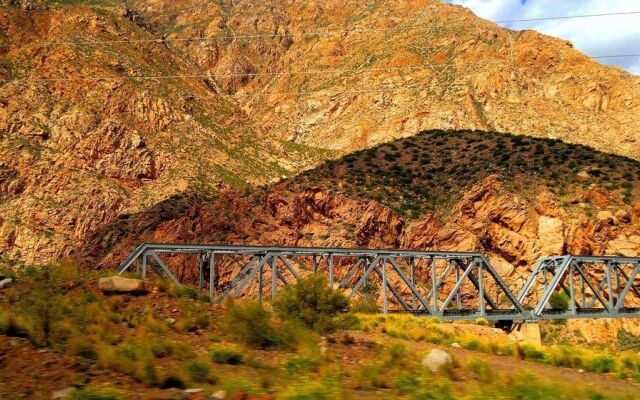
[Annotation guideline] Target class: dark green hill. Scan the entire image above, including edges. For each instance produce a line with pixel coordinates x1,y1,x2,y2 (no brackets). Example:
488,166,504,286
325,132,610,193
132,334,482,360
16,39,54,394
287,130,640,218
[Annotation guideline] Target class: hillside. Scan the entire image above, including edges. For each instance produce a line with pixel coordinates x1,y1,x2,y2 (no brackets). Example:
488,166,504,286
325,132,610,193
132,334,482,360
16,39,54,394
126,0,640,158
0,5,327,265
83,130,640,293
2,265,640,399
1,0,640,268
288,129,640,217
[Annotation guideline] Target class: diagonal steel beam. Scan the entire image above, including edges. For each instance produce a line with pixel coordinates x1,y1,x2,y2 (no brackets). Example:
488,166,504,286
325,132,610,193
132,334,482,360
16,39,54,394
349,256,382,298
387,257,431,311
440,260,476,313
585,277,608,308
614,264,640,302
278,255,301,281
616,262,640,310
424,259,454,303
517,258,556,303
149,251,182,287
371,264,411,311
454,258,500,311
575,265,611,313
338,258,366,289
217,255,260,302
534,257,572,316
233,254,273,298
478,255,526,314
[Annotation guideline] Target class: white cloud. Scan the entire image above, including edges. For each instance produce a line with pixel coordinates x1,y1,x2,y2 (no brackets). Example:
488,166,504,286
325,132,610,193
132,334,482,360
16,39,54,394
446,0,640,75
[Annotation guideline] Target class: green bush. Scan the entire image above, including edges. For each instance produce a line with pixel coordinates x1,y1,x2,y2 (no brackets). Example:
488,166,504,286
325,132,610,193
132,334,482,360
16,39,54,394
282,377,340,400
211,348,243,365
223,300,282,348
585,355,615,373
519,344,546,361
350,297,379,314
69,388,120,400
283,357,320,376
0,311,30,338
549,292,570,310
187,360,211,382
273,273,349,333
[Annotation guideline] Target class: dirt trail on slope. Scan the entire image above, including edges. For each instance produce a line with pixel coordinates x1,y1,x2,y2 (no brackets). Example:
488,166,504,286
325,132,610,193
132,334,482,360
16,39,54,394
349,330,640,397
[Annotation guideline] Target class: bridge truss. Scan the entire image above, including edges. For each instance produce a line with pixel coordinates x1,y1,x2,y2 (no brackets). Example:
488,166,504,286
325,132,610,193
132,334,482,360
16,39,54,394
117,243,640,321
518,255,640,319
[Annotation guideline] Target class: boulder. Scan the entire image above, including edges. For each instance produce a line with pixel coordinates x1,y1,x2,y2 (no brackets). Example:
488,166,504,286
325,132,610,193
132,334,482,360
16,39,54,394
212,390,227,400
0,278,12,289
576,170,590,182
98,276,147,293
596,211,616,225
421,349,453,373
615,209,631,223
51,387,74,399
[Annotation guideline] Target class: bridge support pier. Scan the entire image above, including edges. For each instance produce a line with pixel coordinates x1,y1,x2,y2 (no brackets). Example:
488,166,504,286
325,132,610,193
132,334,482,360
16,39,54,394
509,322,542,346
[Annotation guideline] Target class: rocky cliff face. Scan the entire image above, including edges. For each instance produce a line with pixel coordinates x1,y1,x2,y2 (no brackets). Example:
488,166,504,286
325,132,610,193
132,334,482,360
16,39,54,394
127,0,640,159
85,176,640,291
0,6,323,264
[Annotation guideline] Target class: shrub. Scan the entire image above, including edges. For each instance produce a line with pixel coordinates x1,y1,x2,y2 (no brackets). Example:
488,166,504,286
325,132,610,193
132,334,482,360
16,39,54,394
69,388,120,400
519,344,546,361
174,299,209,332
548,292,570,309
585,354,616,373
160,372,187,389
467,358,493,382
223,300,282,348
0,311,30,338
273,273,349,333
211,348,243,365
187,360,211,382
282,376,340,400
282,357,320,376
350,298,378,313
159,281,199,299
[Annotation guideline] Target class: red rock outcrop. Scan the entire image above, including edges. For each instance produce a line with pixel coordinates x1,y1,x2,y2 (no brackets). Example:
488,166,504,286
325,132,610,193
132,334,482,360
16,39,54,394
85,176,640,293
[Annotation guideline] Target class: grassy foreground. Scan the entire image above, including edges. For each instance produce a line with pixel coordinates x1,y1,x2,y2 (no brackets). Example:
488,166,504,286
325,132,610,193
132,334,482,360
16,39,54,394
0,263,638,399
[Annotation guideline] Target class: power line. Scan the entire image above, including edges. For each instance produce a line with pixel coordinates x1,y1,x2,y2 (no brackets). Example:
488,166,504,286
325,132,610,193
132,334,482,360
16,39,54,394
2,52,637,84
45,10,640,45
495,11,640,24
592,53,640,59
0,61,499,83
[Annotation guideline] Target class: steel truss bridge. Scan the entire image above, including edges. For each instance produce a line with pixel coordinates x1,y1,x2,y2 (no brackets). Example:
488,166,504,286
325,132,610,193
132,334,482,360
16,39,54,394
117,243,640,321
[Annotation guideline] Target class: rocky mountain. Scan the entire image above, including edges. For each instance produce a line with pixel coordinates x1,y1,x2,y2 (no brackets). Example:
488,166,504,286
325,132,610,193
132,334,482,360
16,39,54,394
127,0,640,157
0,4,325,264
1,0,639,268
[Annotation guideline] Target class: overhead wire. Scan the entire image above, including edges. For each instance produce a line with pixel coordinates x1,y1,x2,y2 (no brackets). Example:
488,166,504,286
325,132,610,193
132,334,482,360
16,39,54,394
1,52,639,85
18,10,640,45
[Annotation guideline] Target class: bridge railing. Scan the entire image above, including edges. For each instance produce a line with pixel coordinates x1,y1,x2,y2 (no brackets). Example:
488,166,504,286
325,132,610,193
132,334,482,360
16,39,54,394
116,243,640,321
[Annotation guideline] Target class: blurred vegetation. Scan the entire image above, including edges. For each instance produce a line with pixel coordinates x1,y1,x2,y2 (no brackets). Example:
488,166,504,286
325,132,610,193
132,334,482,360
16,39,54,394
356,313,640,382
273,273,352,333
289,129,640,218
0,264,636,398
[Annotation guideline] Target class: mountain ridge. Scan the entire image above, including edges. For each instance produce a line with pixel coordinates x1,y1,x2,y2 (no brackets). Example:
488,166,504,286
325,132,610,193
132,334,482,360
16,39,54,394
1,0,640,267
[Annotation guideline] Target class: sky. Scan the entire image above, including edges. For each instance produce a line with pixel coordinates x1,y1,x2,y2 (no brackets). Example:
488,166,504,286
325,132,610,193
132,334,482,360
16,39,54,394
446,0,640,75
